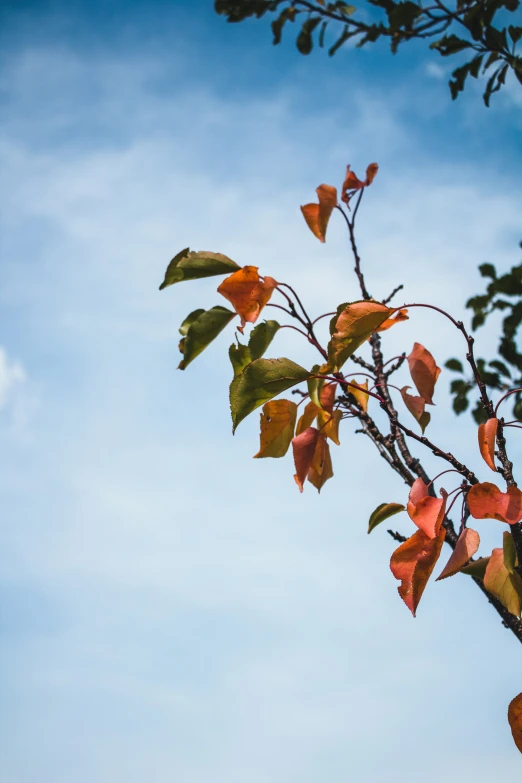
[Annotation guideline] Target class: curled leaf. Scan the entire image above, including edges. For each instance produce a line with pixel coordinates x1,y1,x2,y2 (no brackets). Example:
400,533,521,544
367,502,405,534
341,162,378,204
328,301,394,371
467,482,522,526
300,184,338,242
407,343,441,405
159,248,240,290
478,418,498,472
230,357,310,432
400,386,431,433
218,266,278,332
292,427,320,492
437,528,480,580
375,309,409,332
508,692,522,754
307,433,333,492
390,525,446,616
254,399,297,458
407,478,447,539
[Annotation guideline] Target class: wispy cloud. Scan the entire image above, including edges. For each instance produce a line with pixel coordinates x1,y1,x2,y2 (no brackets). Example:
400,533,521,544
1,18,521,783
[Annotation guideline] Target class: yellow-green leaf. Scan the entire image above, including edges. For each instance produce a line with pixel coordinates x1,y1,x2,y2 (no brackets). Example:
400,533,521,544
178,306,236,370
249,320,280,360
230,358,310,432
159,248,240,290
368,503,405,534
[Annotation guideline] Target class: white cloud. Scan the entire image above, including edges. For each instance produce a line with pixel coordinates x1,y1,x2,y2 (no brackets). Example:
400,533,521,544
1,39,521,783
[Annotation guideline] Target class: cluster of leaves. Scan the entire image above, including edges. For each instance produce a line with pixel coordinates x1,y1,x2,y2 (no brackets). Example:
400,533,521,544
215,0,522,105
446,248,522,423
159,162,522,752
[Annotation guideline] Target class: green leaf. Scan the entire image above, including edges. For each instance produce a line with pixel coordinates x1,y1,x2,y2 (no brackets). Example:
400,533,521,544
159,248,240,290
488,359,511,378
179,309,205,336
460,557,490,579
368,503,405,534
229,342,252,377
296,17,321,55
248,320,280,360
445,358,464,373
307,364,325,408
504,531,518,575
432,35,473,57
178,306,236,369
479,264,496,280
230,358,310,432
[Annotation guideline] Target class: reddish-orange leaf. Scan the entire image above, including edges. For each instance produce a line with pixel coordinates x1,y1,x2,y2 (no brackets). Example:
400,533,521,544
254,399,297,459
407,478,447,539
300,184,338,243
292,427,320,492
508,692,522,754
365,162,379,185
483,546,522,617
347,379,369,412
407,342,441,405
400,386,431,433
296,400,319,436
341,162,378,204
217,266,278,332
320,381,337,412
318,408,342,445
478,418,498,472
390,525,446,616
307,433,333,492
437,527,480,580
467,482,522,525
375,308,409,333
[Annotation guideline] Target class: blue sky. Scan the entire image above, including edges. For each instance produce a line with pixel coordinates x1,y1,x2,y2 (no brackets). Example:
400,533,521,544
1,1,521,781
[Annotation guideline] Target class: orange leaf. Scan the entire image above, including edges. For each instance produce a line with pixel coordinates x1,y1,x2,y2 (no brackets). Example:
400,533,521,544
467,482,522,525
328,301,394,370
407,478,447,539
400,386,431,433
217,266,278,332
365,162,379,185
347,379,369,412
483,546,522,617
300,184,338,242
437,527,480,580
341,162,378,204
407,342,441,405
375,308,409,332
254,399,297,459
478,418,498,472
296,400,320,436
390,525,446,616
508,692,522,754
307,433,333,492
320,381,337,412
292,427,320,492
318,408,342,445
